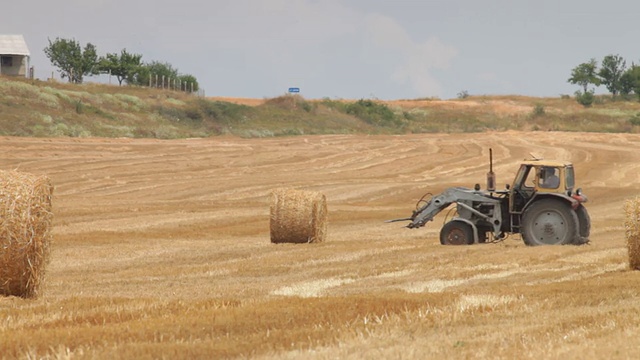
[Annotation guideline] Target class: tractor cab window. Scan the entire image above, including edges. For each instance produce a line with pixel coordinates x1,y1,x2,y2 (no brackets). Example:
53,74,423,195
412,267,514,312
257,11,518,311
523,167,537,189
538,166,560,189
510,164,536,213
514,165,534,190
565,166,575,190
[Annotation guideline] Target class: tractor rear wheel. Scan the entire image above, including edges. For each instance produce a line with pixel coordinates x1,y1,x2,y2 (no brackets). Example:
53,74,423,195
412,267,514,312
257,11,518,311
440,220,474,245
521,198,579,246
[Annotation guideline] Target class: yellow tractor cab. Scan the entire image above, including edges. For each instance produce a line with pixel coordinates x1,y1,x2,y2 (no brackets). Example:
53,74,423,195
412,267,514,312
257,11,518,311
509,160,587,213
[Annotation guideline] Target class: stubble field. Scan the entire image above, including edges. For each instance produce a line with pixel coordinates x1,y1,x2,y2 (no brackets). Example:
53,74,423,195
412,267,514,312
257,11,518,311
1,131,640,359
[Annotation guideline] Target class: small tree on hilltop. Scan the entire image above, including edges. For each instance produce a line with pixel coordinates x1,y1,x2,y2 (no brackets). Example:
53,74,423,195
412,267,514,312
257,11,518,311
618,63,640,99
129,61,179,88
44,37,99,83
599,54,626,97
99,49,143,86
178,74,199,92
568,58,600,93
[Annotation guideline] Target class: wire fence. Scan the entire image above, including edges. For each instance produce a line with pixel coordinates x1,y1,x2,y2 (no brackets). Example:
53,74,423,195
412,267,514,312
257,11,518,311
147,74,204,97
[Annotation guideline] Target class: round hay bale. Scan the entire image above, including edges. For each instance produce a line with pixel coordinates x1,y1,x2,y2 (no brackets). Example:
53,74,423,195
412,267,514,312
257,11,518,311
624,197,640,270
0,170,53,298
270,188,327,244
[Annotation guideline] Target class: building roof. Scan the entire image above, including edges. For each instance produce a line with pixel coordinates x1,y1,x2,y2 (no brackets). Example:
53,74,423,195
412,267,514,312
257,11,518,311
0,35,30,56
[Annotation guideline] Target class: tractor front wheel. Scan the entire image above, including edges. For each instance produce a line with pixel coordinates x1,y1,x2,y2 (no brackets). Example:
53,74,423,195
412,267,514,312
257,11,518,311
521,198,580,246
576,205,591,244
440,220,474,245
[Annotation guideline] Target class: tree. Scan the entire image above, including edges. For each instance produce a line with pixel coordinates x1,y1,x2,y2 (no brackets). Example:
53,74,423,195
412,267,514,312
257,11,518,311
599,54,626,96
146,61,178,88
622,63,640,101
127,65,150,87
99,49,143,86
43,37,99,83
568,58,600,93
619,68,636,96
127,61,179,87
178,74,199,92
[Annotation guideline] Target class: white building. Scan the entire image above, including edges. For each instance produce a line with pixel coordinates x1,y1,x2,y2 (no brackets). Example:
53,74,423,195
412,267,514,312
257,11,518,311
0,35,30,77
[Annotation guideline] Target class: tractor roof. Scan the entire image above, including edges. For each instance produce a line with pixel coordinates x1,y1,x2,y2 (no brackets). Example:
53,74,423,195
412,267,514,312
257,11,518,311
520,159,572,167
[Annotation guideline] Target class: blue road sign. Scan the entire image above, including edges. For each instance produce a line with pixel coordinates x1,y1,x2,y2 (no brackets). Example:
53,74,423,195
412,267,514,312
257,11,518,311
288,87,300,93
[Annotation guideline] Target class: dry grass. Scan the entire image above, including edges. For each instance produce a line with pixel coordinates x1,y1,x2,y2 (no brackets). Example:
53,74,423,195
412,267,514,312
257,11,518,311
0,170,53,299
270,188,327,244
0,132,639,358
624,197,640,269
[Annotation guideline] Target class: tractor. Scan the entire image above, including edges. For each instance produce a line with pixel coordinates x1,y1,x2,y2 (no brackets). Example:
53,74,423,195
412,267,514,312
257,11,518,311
388,150,590,246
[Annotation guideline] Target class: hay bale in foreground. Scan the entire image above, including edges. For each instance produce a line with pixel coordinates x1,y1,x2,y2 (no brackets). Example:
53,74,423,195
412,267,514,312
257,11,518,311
270,188,327,244
0,170,53,298
624,197,640,270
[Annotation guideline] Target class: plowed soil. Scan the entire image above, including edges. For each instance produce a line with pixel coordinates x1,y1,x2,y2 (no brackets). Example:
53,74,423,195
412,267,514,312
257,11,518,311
1,131,640,359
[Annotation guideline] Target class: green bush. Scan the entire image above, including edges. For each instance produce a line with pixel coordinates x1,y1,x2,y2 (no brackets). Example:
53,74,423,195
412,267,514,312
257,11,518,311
457,90,469,99
345,99,400,127
575,90,595,107
198,99,252,123
531,104,546,117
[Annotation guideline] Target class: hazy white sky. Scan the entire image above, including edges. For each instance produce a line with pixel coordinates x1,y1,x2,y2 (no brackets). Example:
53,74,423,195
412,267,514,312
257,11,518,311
3,0,640,99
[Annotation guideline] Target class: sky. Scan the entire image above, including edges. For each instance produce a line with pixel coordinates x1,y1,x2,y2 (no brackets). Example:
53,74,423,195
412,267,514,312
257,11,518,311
2,0,640,100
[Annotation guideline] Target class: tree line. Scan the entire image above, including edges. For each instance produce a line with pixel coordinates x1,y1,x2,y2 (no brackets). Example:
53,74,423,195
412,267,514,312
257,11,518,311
568,54,640,106
43,37,199,92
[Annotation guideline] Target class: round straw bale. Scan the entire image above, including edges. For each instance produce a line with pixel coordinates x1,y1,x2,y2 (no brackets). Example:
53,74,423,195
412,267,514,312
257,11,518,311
624,197,640,270
0,170,53,298
270,188,327,244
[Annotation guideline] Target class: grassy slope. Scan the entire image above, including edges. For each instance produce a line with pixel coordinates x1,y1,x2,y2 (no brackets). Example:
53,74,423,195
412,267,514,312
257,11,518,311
2,76,640,138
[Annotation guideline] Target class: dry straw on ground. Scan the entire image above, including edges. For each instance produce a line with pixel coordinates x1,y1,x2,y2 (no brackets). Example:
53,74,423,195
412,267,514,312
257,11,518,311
0,170,53,298
624,197,640,270
270,188,327,244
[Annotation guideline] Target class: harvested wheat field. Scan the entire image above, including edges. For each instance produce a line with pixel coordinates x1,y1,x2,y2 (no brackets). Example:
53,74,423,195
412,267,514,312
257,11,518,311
1,131,640,359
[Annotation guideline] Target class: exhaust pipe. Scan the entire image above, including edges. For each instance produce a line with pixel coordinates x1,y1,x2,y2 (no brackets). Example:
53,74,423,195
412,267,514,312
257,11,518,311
487,148,496,192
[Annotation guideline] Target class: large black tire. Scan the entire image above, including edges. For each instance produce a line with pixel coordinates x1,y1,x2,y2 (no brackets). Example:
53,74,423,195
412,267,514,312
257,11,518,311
440,220,474,245
521,198,580,246
576,205,591,244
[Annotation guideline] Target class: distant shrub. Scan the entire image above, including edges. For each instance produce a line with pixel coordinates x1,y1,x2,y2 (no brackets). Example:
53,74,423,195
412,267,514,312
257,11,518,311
154,105,186,122
184,107,203,122
301,101,314,113
346,99,401,127
531,104,546,117
165,98,186,106
265,95,304,110
197,99,252,123
457,90,470,99
629,113,640,126
114,93,144,109
575,90,595,107
320,98,349,112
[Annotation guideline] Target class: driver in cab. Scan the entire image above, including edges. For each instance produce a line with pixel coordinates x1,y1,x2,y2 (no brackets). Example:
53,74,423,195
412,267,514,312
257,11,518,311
539,167,560,189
